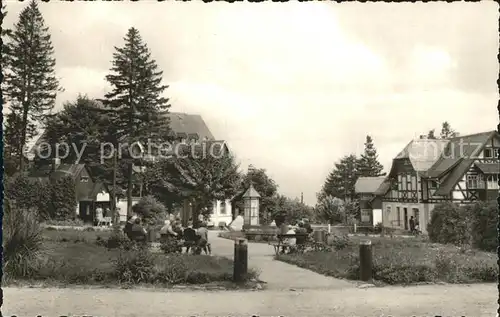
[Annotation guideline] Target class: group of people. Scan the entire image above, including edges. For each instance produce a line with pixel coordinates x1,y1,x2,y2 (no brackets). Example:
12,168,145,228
279,219,314,253
123,215,211,255
159,217,211,255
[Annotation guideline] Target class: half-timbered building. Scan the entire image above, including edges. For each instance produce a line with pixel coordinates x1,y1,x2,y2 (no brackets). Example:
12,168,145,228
380,130,499,234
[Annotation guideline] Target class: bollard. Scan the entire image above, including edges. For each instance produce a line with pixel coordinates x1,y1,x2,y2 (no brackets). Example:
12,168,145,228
359,240,372,282
233,238,248,282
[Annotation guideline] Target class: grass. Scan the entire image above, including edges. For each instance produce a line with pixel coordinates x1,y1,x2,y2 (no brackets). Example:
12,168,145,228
4,228,259,288
277,235,497,285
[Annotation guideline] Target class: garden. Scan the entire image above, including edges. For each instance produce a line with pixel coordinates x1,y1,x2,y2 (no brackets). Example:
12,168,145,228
277,201,498,286
2,175,259,289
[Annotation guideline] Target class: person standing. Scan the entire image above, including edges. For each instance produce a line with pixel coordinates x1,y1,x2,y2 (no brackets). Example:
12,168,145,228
409,216,415,234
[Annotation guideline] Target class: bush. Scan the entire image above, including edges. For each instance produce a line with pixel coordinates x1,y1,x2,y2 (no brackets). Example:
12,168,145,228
50,176,77,220
427,203,471,246
469,200,498,252
3,199,43,278
99,229,134,249
4,175,49,217
132,195,167,224
328,234,350,250
113,248,156,284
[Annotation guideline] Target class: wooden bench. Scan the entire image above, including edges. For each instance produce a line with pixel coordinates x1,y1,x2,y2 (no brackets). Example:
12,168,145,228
270,233,310,255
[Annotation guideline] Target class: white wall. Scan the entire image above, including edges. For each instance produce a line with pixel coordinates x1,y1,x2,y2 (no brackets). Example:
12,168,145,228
207,199,233,227
372,209,382,226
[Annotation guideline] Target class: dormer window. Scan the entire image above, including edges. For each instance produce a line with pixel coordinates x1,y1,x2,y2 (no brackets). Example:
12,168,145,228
80,176,89,183
484,148,493,158
429,180,437,189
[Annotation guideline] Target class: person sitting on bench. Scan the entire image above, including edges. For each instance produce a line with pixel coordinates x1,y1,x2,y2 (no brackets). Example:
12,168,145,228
130,217,147,243
183,222,200,254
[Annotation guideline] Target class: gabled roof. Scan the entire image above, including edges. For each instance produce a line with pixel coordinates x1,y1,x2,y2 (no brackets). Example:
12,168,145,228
434,159,474,196
474,162,500,174
426,131,497,178
355,176,386,194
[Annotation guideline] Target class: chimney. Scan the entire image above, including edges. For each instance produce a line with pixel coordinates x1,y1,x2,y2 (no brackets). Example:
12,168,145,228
419,135,427,140
52,158,61,171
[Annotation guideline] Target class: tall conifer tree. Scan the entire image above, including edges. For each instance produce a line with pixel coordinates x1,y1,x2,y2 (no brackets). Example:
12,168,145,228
104,27,171,217
357,135,384,177
3,0,61,172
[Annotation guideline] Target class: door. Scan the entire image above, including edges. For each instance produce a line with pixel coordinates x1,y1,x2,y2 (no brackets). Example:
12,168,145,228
403,208,408,230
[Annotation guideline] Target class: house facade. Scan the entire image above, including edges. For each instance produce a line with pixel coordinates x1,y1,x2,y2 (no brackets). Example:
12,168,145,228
28,159,112,224
354,176,385,226
380,131,499,234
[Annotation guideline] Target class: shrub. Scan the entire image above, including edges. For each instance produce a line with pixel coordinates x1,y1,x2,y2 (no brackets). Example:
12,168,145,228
469,200,497,252
328,234,350,250
50,176,77,220
3,199,43,278
132,195,167,224
44,218,84,227
100,229,134,249
113,248,156,284
427,203,471,245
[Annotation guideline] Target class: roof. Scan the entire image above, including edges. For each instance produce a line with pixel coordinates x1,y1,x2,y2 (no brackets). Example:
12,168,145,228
427,131,497,177
475,163,500,174
28,163,87,181
242,184,261,198
434,159,474,195
163,112,215,141
355,176,386,194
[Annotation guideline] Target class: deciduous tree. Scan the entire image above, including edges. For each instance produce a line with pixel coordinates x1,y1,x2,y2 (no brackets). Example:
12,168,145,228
144,143,241,226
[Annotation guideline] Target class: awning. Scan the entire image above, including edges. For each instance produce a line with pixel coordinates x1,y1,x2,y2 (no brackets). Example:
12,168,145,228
475,163,500,174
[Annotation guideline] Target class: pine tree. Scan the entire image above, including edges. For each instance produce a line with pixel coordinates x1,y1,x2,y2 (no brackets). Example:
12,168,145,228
3,0,61,172
357,135,384,177
320,154,359,202
440,121,458,139
104,27,171,217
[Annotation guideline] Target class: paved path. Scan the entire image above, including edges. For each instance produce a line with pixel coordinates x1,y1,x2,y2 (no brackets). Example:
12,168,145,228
2,284,496,317
208,231,357,290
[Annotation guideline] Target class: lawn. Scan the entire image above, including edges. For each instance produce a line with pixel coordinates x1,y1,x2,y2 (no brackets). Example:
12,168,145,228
4,228,259,288
276,235,498,285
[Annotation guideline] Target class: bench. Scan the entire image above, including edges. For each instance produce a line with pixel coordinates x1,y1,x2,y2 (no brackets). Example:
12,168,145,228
270,233,310,255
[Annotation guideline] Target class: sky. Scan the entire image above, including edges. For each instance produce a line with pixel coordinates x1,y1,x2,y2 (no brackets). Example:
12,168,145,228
3,1,499,205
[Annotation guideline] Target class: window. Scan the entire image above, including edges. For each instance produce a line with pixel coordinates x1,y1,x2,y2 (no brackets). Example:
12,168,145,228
220,201,226,214
467,175,477,189
495,149,499,158
386,206,391,214
467,175,484,189
411,176,417,191
483,148,493,158
402,176,407,190
429,180,437,189
487,174,499,189
80,176,89,183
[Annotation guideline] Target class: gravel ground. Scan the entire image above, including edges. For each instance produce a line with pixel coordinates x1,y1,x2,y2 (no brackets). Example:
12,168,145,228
2,284,496,317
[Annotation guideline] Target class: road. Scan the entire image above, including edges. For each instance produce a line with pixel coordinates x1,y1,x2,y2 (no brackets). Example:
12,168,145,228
2,284,496,317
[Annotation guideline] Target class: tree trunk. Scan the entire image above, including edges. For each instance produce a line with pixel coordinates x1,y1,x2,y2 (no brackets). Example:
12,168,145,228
127,161,133,218
111,149,119,226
